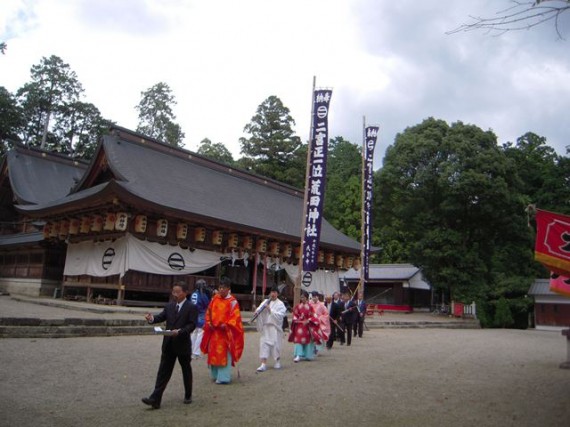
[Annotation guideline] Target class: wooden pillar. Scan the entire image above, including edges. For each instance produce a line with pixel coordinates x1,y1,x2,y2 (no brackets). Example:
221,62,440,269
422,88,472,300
117,276,124,306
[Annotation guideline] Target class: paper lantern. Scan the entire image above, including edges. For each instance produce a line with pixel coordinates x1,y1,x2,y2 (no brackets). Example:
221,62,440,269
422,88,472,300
335,255,344,268
68,218,80,235
49,221,60,238
176,223,188,240
157,219,168,237
80,216,91,233
269,242,280,256
282,243,292,258
103,213,116,231
194,227,206,242
256,239,267,253
344,256,354,269
243,235,253,250
326,252,335,265
228,233,239,248
91,215,103,232
212,230,223,245
58,220,69,239
353,258,362,270
318,250,325,263
294,245,301,258
114,212,128,231
134,215,147,233
43,223,53,239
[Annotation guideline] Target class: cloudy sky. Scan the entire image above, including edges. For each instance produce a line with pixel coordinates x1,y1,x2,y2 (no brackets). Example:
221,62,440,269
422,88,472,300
1,0,569,167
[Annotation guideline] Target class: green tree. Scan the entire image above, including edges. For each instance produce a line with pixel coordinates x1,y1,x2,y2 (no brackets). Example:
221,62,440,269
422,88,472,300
0,42,6,54
239,95,303,187
503,132,570,214
0,86,25,155
52,101,111,159
196,138,235,165
16,55,84,149
136,82,184,147
324,136,362,240
494,297,514,328
376,118,528,304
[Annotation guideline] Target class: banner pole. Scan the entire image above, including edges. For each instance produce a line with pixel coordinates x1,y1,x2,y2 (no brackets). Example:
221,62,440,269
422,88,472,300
294,75,317,308
360,115,366,297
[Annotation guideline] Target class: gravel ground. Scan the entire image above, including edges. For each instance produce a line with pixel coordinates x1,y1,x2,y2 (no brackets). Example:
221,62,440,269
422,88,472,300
1,327,569,427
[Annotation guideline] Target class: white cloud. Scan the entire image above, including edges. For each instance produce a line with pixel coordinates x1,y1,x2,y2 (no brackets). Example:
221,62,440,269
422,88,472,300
1,0,569,166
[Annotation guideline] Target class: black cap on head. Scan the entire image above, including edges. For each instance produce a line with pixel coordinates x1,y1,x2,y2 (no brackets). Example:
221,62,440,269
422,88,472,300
218,276,231,288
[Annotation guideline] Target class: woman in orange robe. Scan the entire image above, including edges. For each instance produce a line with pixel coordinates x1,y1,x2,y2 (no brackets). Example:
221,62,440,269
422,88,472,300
200,276,244,384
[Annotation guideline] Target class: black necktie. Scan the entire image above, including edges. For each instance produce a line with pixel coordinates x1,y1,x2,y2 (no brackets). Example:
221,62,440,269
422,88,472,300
176,304,180,313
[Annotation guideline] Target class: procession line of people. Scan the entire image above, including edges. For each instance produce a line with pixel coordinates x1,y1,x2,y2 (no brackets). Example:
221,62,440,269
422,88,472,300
142,279,365,410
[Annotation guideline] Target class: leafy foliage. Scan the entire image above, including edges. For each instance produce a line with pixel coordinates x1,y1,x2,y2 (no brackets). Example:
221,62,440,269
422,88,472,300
323,136,362,240
136,82,184,147
196,138,235,165
0,87,25,155
376,118,529,300
239,96,304,187
7,55,110,159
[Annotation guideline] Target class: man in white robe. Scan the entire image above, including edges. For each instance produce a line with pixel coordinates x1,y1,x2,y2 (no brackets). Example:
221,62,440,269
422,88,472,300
256,287,287,372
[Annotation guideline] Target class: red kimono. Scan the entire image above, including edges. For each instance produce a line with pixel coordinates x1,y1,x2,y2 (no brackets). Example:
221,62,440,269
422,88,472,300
288,301,322,345
201,294,244,367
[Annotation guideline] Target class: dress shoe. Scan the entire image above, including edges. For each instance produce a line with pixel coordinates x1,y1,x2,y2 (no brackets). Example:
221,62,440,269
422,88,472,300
141,397,160,409
184,398,192,404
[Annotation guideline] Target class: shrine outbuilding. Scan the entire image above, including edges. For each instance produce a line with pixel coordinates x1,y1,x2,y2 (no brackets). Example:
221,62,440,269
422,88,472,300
340,263,432,312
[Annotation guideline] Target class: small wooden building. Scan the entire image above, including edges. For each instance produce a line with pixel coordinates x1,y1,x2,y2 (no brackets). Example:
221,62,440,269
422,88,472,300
341,264,431,311
528,279,570,329
1,126,361,308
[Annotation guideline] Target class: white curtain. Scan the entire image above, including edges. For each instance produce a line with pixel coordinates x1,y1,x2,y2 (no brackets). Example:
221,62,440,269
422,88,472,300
64,233,224,277
282,262,340,297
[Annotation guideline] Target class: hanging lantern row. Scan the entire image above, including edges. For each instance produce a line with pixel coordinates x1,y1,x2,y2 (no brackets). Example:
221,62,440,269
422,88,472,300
42,213,359,268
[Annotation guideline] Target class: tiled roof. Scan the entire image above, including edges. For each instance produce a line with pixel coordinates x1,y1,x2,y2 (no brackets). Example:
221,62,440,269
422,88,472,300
16,127,361,252
5,147,86,205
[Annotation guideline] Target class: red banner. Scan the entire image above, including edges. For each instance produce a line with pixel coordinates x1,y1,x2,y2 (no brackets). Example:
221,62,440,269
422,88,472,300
550,273,570,297
535,209,570,276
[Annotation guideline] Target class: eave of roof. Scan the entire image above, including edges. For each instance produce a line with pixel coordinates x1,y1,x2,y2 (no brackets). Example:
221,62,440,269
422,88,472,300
4,147,87,205
342,264,421,281
0,231,44,247
14,128,362,252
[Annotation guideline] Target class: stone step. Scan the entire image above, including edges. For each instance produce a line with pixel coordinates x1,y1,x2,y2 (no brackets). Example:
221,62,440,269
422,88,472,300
0,319,479,338
0,325,152,338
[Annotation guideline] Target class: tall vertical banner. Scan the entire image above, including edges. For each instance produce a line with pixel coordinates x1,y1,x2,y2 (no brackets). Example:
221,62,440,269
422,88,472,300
362,126,379,281
534,208,570,278
302,89,332,272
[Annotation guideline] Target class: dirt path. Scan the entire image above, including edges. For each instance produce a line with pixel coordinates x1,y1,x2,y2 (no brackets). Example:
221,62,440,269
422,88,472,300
0,328,568,427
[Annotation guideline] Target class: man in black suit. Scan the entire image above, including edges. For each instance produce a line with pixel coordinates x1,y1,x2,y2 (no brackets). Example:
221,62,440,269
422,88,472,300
340,290,357,346
353,292,367,338
326,291,342,349
142,281,198,409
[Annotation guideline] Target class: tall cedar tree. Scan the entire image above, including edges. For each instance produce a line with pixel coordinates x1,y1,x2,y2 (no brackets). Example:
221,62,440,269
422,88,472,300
136,82,184,147
239,96,304,187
